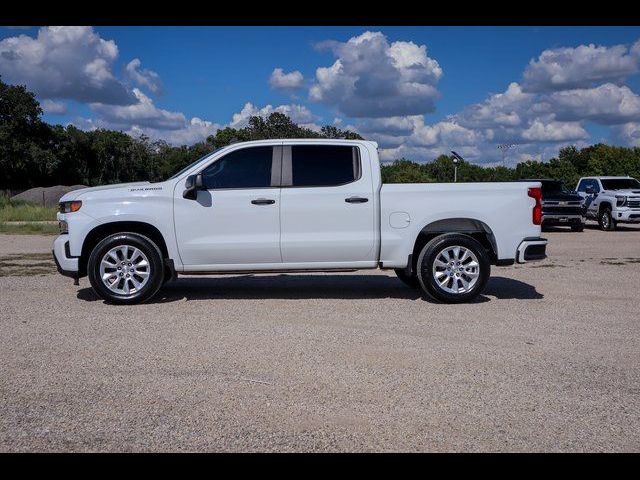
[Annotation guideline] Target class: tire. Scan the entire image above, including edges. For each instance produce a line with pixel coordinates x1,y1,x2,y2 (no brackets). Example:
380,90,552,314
416,234,490,304
571,224,584,232
394,268,419,289
88,232,164,305
598,207,616,231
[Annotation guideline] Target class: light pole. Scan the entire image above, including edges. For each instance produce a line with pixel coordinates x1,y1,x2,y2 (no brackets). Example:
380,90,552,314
451,151,465,183
497,143,517,167
453,157,458,182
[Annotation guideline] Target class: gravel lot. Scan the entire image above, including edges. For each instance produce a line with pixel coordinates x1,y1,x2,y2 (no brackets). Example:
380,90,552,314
1,224,639,452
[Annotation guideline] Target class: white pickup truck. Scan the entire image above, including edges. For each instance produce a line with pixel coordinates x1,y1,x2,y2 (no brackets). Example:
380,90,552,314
53,139,547,304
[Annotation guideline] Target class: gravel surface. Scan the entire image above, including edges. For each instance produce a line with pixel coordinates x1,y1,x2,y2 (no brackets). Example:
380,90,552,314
1,224,639,452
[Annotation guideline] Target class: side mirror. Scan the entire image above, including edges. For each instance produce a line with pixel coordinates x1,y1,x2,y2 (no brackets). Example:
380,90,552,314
183,173,203,200
585,186,595,195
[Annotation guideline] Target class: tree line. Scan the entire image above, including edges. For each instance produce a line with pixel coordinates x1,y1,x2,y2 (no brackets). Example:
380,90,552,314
2,76,640,191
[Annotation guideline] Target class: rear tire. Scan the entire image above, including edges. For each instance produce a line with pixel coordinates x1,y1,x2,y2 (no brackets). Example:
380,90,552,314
598,207,616,231
416,234,490,303
88,232,164,305
394,269,419,289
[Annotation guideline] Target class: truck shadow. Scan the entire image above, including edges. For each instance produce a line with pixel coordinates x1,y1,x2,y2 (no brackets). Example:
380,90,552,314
76,275,543,304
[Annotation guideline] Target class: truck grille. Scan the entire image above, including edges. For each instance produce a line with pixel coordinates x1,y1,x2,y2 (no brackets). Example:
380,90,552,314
628,198,640,208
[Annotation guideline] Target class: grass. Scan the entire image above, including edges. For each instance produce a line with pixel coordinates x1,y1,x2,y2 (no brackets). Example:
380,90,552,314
0,222,59,235
0,197,58,222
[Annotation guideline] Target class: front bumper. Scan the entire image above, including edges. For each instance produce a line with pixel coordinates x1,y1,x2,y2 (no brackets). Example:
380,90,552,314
52,234,79,277
516,237,547,264
613,209,640,222
542,214,584,226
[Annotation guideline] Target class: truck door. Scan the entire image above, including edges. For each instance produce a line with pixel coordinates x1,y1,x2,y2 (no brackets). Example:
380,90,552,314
279,144,376,265
174,145,282,268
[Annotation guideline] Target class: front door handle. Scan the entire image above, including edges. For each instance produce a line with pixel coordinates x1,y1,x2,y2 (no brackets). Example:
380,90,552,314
345,196,369,203
251,198,275,205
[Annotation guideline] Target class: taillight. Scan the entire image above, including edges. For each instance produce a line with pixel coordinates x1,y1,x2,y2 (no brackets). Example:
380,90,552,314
528,187,542,225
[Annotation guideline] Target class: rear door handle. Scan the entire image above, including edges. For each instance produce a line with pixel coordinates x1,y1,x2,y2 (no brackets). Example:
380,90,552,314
251,198,275,205
345,196,368,203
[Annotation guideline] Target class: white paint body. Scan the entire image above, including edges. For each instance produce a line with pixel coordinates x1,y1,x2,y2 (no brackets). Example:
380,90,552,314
576,176,640,224
55,139,543,275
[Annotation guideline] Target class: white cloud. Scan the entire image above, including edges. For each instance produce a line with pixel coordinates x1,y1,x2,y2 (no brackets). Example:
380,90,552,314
41,99,67,114
521,120,588,142
309,31,442,118
0,26,135,105
612,122,640,146
550,83,640,124
523,41,640,92
230,102,318,129
127,117,220,145
125,58,162,94
269,68,304,90
91,88,185,130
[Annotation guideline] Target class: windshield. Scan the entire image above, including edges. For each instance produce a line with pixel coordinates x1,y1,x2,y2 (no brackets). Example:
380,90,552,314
168,147,224,180
600,178,640,190
541,181,570,195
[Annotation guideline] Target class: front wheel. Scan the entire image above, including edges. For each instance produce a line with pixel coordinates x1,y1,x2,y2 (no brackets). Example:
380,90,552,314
416,234,490,303
598,208,616,231
88,232,164,304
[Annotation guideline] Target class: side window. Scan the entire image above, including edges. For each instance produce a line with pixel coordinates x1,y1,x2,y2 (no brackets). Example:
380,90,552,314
290,145,360,187
592,180,601,193
201,146,273,189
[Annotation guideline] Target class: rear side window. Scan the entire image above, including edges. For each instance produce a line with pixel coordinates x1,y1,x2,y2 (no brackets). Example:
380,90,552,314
201,146,272,189
290,145,360,187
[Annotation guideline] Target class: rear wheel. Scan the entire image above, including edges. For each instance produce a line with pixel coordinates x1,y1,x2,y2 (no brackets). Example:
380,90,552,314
394,269,419,289
88,232,164,304
416,234,490,303
598,207,616,231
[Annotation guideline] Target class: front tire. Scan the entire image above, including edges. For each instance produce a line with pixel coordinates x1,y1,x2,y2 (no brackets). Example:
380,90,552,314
88,232,164,304
416,234,490,303
598,207,616,231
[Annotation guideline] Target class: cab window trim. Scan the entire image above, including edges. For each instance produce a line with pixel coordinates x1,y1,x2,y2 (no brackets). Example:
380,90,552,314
280,145,363,188
198,145,282,191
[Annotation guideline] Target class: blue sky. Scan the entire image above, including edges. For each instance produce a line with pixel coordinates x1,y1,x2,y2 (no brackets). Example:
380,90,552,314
2,26,640,164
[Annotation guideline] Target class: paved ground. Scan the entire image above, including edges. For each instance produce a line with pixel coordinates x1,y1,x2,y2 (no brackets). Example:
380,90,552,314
1,223,639,452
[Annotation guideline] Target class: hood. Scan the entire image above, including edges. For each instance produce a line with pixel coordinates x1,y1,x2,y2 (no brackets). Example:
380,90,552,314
59,182,150,202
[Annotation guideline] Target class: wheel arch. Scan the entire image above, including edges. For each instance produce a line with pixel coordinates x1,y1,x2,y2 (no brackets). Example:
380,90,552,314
598,201,613,213
79,221,170,277
409,218,497,273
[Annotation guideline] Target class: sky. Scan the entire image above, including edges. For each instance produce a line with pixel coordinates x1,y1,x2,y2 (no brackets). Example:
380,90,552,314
1,25,640,165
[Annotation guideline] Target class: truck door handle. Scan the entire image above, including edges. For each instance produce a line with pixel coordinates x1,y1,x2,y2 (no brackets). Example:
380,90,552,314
345,196,368,203
251,198,275,205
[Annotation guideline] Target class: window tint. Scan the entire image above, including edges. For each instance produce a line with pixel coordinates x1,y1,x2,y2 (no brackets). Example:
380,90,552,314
291,145,359,187
577,179,591,192
601,178,640,190
201,146,272,189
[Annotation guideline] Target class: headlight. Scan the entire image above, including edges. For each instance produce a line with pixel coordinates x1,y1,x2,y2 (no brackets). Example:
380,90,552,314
59,201,82,213
616,195,628,207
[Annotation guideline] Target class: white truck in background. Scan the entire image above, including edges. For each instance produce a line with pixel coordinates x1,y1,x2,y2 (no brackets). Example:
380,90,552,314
53,139,547,304
576,176,640,230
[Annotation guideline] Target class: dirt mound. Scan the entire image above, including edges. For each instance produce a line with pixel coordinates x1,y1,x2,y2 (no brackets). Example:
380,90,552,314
11,185,86,207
